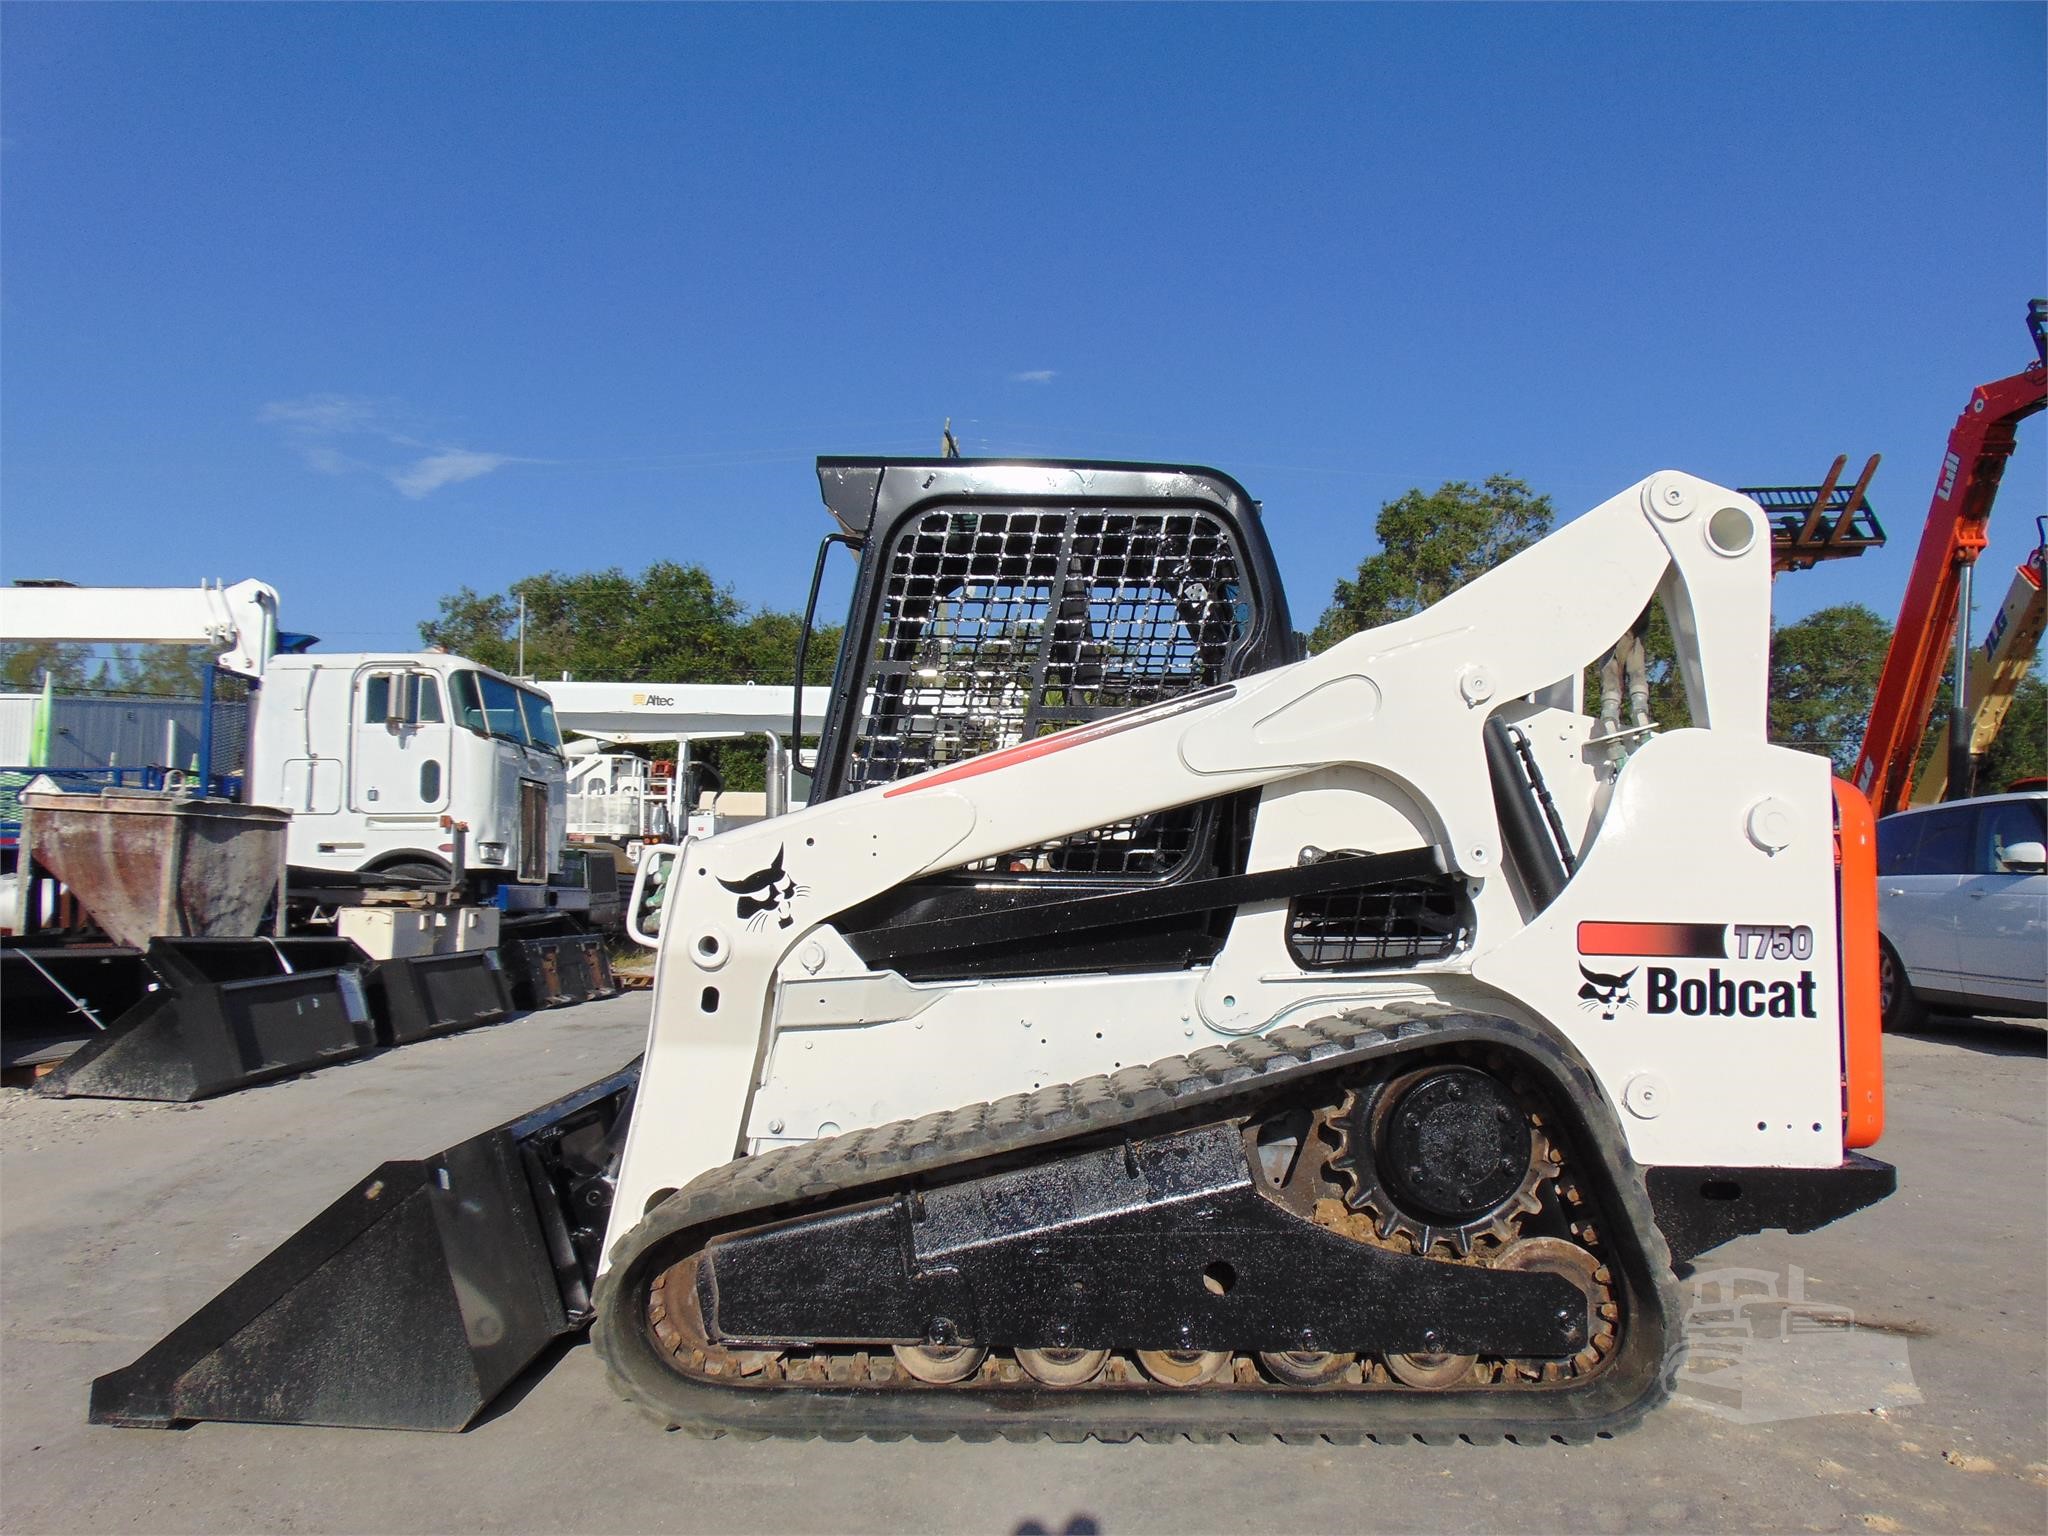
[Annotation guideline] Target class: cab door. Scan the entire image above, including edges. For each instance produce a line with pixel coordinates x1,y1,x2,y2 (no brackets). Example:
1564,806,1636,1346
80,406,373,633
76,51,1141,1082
348,669,455,814
1955,798,2048,1009
1878,806,1970,991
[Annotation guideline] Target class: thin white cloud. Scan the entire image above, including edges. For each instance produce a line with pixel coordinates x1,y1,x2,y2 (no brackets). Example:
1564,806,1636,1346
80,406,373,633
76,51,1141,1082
1009,369,1057,384
259,393,388,435
259,393,528,498
388,450,518,499
301,444,362,476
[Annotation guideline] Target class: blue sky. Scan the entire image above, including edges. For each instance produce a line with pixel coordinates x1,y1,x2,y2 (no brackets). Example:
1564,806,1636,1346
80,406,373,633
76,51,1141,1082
3,3,2043,670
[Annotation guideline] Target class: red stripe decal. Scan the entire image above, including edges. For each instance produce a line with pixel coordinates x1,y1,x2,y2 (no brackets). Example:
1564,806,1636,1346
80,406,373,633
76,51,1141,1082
1576,921,1727,959
880,685,1236,798
882,725,1097,796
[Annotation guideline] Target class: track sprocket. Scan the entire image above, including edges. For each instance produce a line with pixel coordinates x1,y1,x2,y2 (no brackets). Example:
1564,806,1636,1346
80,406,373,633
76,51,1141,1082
1324,1058,1560,1257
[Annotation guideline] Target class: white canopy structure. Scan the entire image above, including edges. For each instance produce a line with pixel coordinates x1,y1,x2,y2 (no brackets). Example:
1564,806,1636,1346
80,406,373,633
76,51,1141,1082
541,682,828,745
541,681,834,837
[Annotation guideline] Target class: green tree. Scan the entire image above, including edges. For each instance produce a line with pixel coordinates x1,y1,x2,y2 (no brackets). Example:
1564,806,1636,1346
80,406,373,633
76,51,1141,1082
421,562,842,686
1767,604,1892,773
106,645,216,698
1,643,216,697
1309,475,1555,652
0,642,99,691
419,563,843,791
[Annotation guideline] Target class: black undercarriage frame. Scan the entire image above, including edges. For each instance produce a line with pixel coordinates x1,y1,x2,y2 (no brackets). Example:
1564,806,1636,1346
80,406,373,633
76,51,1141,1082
596,1011,1684,1441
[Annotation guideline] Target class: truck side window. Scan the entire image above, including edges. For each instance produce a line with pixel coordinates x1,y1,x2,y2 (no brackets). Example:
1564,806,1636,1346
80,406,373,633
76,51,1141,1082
451,672,487,733
415,676,445,725
363,674,391,725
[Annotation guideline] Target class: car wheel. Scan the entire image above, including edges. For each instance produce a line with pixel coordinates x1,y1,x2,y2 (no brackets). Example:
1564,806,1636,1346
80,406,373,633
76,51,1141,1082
1878,938,1925,1032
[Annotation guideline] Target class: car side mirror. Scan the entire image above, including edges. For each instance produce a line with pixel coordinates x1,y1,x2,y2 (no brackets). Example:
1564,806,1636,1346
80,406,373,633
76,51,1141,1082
1999,839,2047,875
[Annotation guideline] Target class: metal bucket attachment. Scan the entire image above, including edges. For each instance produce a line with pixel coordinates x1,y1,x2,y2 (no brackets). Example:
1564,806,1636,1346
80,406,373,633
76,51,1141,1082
89,1063,639,1431
502,920,617,1009
36,937,377,1101
370,950,517,1046
21,790,287,948
0,944,150,1082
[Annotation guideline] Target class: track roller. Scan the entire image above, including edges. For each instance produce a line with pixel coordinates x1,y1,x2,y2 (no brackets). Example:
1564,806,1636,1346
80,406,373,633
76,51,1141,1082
1258,1350,1355,1386
1136,1350,1232,1387
1015,1349,1110,1387
892,1345,986,1384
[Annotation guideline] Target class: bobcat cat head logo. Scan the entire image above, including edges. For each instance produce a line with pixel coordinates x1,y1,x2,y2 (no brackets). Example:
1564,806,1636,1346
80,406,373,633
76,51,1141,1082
1578,963,1638,1021
718,846,807,930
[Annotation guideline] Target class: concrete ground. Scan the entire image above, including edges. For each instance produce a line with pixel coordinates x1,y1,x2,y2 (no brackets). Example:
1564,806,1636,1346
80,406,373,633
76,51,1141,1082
2,997,2042,1536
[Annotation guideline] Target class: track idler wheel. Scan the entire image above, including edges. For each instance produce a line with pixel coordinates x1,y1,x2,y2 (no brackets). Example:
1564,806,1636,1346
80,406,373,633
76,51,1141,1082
1015,1348,1110,1387
1258,1350,1355,1386
1493,1234,1612,1376
1136,1349,1231,1387
892,1345,986,1384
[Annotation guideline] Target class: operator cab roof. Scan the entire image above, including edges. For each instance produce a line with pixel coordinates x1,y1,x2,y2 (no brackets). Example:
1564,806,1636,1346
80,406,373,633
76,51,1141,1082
815,457,1266,541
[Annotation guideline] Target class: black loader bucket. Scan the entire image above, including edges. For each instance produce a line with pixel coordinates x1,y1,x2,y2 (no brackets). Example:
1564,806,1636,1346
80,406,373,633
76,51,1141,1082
0,943,151,1083
500,916,618,1009
369,949,518,1046
89,1063,639,1431
36,937,377,1102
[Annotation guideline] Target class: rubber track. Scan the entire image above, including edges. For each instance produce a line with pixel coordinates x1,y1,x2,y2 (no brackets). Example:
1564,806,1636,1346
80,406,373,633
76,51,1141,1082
592,1003,1683,1444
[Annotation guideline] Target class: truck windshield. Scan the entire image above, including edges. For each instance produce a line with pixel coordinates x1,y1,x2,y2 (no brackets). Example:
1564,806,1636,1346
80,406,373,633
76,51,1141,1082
451,670,563,756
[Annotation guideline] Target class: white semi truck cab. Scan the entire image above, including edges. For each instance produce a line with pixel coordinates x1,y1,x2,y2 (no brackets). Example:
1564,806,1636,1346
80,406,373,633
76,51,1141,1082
249,652,567,895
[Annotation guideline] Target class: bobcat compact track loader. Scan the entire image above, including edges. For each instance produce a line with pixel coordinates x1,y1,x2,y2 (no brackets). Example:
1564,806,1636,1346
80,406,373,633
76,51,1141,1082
92,458,1893,1441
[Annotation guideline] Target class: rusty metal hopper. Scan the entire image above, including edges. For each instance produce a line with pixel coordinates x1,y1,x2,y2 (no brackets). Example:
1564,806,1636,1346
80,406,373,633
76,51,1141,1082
21,789,287,948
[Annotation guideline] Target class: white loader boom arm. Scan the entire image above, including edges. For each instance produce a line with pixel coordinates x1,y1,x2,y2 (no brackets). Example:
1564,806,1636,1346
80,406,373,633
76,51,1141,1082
1,579,280,678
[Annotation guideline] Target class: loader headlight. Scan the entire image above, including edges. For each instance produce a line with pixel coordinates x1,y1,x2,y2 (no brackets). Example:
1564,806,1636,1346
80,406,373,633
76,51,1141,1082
477,842,507,865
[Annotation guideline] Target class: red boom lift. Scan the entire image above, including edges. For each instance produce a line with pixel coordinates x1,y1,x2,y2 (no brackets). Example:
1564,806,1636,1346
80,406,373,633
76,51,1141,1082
1852,302,2048,816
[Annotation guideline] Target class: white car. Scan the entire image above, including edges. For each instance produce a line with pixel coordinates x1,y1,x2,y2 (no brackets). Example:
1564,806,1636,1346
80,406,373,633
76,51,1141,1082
1876,790,2048,1028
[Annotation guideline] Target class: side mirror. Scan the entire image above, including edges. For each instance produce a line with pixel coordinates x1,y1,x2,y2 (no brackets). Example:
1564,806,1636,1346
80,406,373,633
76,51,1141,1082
626,843,683,950
387,673,420,729
1999,839,2047,875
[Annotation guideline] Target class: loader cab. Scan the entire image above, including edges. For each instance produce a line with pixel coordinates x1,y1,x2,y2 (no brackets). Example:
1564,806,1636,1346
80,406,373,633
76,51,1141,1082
792,458,1297,975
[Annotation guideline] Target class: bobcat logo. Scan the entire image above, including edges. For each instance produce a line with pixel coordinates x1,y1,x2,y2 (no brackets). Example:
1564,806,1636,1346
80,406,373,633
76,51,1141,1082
1578,963,1638,1021
718,846,807,930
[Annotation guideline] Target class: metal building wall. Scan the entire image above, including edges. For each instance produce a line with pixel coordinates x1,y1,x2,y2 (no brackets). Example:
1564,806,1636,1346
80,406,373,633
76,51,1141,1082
0,695,35,764
38,697,250,773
